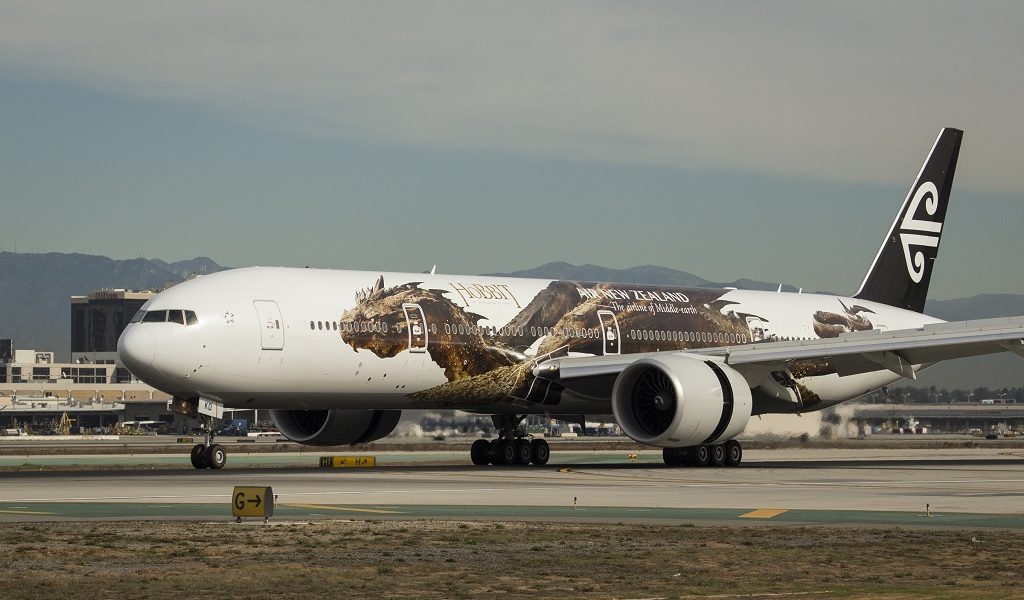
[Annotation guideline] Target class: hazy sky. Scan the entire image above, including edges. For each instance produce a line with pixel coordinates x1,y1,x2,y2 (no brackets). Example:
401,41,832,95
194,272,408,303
1,1,1022,299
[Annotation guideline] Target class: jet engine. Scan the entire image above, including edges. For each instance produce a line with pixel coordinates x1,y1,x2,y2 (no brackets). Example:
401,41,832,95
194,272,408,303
269,409,401,446
611,355,751,447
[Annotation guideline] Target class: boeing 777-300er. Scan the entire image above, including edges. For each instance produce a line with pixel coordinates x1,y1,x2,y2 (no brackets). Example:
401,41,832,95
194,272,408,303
118,127,1024,469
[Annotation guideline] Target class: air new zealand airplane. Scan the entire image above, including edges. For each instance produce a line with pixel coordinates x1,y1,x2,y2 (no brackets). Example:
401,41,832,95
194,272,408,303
118,127,1024,470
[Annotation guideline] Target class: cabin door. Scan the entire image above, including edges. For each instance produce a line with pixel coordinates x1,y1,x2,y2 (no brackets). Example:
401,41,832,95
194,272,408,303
597,310,620,355
253,300,284,350
402,303,428,353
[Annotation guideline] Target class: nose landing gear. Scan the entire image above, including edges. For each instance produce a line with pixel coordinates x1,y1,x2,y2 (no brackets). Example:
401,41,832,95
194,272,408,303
171,397,229,471
190,415,227,470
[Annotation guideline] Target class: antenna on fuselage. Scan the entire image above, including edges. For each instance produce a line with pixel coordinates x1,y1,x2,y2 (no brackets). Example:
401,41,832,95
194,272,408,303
430,265,437,275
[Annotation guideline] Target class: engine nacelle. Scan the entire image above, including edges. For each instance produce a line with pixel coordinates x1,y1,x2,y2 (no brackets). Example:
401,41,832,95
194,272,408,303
269,408,401,446
611,355,751,448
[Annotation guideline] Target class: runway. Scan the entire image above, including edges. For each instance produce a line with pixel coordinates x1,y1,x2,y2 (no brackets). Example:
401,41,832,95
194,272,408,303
1,448,1022,527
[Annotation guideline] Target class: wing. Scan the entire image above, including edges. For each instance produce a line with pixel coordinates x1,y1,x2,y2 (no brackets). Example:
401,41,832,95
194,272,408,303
532,315,1024,396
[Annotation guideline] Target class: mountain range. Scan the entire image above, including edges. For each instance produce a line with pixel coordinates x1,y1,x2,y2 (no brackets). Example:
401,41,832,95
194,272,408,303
0,252,225,357
0,253,1019,388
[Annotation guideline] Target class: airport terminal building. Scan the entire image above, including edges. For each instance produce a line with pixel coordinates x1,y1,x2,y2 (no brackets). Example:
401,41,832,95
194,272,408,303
0,347,172,432
0,288,176,433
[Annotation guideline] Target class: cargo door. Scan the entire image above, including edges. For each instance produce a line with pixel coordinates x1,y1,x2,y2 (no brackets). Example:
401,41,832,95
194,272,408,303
402,303,428,353
253,300,284,350
597,310,620,355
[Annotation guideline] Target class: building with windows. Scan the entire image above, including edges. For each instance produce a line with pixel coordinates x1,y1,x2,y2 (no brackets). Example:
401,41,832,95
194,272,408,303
0,346,164,390
70,289,157,365
0,345,174,431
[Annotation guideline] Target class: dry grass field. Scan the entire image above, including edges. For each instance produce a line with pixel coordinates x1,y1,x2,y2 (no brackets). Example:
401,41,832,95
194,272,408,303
0,519,1021,599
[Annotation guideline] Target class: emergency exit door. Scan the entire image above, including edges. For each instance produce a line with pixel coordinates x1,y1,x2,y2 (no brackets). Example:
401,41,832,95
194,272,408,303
402,303,428,353
597,310,620,355
253,300,284,350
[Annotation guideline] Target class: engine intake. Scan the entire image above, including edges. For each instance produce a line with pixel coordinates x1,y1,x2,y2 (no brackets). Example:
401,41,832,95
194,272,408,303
269,408,401,446
611,355,751,447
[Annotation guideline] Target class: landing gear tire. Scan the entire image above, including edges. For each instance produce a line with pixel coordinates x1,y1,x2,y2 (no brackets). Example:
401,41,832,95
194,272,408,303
470,439,491,466
709,444,726,467
514,439,533,465
686,444,710,467
493,439,517,465
663,447,684,467
189,413,228,470
724,440,743,467
205,444,227,469
530,439,550,465
190,444,209,469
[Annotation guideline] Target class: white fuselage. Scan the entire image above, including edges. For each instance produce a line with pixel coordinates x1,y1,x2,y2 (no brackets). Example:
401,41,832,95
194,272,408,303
117,267,941,414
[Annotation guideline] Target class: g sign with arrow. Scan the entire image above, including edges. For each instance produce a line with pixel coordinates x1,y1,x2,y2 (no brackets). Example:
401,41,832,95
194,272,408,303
231,486,274,521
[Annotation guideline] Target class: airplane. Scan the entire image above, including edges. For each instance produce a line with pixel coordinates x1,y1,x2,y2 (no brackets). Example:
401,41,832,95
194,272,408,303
117,127,1024,470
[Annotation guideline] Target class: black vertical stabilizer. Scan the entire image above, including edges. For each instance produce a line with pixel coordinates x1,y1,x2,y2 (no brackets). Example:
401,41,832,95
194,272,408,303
853,128,963,312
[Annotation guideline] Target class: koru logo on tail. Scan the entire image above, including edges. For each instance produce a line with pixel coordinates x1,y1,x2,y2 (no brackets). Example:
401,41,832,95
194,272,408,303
899,182,941,283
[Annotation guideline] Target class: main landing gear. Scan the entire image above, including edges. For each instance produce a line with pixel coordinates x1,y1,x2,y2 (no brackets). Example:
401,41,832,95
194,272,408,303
189,415,227,470
470,415,550,466
662,439,742,468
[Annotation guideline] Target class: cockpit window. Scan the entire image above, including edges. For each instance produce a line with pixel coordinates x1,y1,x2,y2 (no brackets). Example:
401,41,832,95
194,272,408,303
138,308,199,325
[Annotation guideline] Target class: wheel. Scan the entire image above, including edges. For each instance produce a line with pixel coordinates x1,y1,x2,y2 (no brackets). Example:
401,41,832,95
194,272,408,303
686,444,710,467
709,444,726,467
530,439,550,465
662,447,682,467
470,439,491,465
514,439,533,465
190,444,209,469
493,439,517,465
725,440,743,467
205,444,227,470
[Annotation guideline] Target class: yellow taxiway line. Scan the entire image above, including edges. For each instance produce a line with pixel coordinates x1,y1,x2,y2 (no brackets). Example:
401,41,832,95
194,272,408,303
738,508,789,519
283,503,403,515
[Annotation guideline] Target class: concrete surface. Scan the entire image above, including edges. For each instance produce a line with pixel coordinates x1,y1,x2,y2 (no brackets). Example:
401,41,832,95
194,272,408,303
0,447,1021,527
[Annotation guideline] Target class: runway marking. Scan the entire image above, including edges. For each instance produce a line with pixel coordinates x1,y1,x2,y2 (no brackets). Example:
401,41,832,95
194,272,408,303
0,487,538,503
738,508,788,519
4,476,1024,505
283,503,402,514
0,509,54,515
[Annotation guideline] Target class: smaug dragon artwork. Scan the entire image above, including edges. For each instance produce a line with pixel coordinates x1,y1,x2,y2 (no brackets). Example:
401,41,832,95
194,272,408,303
333,276,882,409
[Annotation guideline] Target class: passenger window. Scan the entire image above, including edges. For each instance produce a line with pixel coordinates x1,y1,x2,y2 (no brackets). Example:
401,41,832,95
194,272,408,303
333,322,337,331
185,311,199,326
318,321,323,330
143,310,167,323
167,310,185,325
130,310,147,324
310,321,315,330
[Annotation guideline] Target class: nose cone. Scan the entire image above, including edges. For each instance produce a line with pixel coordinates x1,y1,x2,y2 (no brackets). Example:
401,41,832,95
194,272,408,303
118,326,155,375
